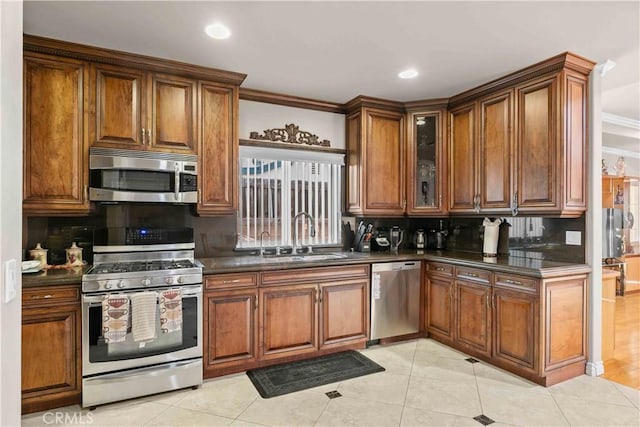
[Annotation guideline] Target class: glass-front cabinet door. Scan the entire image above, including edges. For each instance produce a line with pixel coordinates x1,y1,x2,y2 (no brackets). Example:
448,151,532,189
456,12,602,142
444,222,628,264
406,109,447,215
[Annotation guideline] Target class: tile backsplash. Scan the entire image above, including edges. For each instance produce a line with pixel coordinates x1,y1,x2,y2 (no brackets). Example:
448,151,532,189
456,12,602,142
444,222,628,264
25,203,585,265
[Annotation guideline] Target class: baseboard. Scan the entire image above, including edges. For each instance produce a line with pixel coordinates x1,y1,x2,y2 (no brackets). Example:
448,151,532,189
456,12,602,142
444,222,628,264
586,360,605,376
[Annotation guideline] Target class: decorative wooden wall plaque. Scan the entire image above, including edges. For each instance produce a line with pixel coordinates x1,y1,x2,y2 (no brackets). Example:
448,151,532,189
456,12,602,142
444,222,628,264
249,123,331,147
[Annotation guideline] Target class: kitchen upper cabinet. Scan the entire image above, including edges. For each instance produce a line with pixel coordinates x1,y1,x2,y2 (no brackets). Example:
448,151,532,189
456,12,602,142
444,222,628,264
448,102,477,213
196,81,238,215
91,67,197,153
92,64,146,148
447,53,593,217
22,285,81,414
448,89,515,214
346,98,406,216
23,53,90,215
406,108,448,215
478,89,513,213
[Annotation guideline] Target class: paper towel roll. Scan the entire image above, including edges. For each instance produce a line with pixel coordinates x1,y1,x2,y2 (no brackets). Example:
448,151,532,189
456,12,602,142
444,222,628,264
483,218,502,256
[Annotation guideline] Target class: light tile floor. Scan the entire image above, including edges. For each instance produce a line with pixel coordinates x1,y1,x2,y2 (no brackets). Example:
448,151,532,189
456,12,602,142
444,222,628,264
22,339,640,427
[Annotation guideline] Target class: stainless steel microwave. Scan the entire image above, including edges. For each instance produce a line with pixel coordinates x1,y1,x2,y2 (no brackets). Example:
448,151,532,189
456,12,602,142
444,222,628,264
89,148,198,204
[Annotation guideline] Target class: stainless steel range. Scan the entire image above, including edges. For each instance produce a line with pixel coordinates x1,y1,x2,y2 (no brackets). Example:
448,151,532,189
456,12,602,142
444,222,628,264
81,227,203,409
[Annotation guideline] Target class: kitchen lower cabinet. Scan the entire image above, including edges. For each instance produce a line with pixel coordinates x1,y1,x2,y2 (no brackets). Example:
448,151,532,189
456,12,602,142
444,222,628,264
319,279,369,348
203,289,259,376
425,273,455,343
425,261,587,386
455,279,491,358
22,285,81,414
259,284,319,360
492,285,538,372
204,265,370,377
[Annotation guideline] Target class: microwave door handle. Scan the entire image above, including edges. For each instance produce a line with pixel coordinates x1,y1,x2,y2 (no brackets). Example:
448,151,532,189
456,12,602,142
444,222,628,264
174,163,180,201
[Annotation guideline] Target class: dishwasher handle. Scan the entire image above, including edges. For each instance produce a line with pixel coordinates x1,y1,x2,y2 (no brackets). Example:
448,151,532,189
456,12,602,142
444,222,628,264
372,261,420,273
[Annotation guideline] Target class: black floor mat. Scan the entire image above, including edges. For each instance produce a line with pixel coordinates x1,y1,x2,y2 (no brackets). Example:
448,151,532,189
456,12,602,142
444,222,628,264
246,350,385,398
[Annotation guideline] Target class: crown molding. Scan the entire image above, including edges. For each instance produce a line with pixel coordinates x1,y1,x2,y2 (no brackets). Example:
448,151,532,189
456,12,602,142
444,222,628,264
602,146,640,160
602,113,640,130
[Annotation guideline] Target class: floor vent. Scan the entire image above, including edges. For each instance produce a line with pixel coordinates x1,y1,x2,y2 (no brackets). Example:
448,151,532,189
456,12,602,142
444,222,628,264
325,391,342,399
465,357,480,364
473,414,495,425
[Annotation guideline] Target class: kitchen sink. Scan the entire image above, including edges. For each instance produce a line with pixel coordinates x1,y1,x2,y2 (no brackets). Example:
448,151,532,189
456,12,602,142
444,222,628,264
262,253,350,262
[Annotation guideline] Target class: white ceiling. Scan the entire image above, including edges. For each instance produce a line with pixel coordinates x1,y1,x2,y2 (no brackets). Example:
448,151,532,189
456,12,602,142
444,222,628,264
23,1,640,149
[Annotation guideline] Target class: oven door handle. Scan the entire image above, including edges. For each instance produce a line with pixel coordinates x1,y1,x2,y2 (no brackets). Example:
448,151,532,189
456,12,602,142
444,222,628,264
82,285,202,304
174,163,180,201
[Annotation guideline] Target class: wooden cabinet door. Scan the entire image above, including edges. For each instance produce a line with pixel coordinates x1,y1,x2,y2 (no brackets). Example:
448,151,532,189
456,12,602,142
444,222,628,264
492,287,537,371
150,74,197,153
93,64,146,149
448,102,477,213
455,280,491,358
479,90,513,212
363,108,405,215
203,289,258,377
259,285,318,359
426,273,454,342
22,304,81,414
319,279,369,349
197,81,238,215
23,53,90,214
406,110,447,215
515,75,559,211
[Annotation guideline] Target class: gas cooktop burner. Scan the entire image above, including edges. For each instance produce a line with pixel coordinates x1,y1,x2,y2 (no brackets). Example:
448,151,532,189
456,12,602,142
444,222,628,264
89,260,197,275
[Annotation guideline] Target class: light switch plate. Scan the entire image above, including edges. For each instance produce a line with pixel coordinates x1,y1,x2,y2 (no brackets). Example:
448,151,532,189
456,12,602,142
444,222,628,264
4,259,17,303
565,231,582,246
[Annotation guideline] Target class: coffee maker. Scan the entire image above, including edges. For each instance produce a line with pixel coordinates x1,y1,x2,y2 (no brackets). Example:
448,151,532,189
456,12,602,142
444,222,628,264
415,229,426,249
390,226,404,252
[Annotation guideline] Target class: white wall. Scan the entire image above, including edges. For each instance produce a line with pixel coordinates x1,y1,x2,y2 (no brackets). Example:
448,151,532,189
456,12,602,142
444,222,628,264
0,1,23,426
239,100,346,149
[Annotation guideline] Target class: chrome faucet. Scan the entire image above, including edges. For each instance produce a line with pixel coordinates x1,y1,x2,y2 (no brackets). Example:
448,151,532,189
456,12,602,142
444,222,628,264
292,211,316,254
259,230,270,256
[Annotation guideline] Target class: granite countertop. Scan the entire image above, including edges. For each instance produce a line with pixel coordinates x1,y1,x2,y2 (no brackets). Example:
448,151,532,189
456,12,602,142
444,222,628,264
21,265,89,288
22,250,591,288
199,249,591,279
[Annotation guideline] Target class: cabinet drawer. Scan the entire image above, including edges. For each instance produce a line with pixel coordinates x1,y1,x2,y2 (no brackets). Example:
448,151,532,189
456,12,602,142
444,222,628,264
456,266,491,284
261,264,369,286
205,273,258,290
426,262,454,277
494,273,538,293
23,285,80,307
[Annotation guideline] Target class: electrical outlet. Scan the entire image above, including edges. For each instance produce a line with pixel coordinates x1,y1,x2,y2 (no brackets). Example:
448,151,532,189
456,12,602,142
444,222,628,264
4,259,17,303
565,231,582,246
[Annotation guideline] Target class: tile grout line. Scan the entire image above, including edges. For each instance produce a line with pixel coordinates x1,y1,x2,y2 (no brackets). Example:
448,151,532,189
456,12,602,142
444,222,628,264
547,388,574,427
311,390,335,427
471,362,488,424
398,340,420,426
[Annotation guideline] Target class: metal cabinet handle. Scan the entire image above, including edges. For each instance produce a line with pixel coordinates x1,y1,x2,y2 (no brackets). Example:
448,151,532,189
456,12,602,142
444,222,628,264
435,267,445,271
223,279,240,284
141,128,146,145
504,279,523,286
511,191,519,216
466,272,478,278
254,297,258,310
31,294,53,299
486,293,490,308
147,129,152,145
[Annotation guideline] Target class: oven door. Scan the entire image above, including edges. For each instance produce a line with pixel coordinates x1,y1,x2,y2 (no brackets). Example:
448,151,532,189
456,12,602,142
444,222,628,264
82,285,202,376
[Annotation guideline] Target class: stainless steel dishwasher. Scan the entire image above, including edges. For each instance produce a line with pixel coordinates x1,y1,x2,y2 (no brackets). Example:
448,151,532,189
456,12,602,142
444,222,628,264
370,261,421,340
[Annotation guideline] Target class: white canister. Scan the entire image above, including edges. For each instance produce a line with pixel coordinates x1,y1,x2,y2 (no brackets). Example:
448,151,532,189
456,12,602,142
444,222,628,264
29,243,48,268
482,218,502,257
65,242,83,267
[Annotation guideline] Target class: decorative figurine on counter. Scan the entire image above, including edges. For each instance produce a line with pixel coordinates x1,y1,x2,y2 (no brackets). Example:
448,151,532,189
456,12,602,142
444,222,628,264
615,156,626,176
602,159,609,175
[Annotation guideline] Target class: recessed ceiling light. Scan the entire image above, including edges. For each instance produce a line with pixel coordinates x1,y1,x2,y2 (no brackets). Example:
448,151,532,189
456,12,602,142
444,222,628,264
205,23,231,40
398,69,418,79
